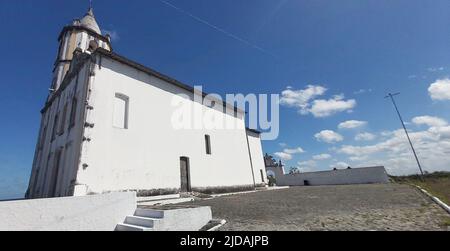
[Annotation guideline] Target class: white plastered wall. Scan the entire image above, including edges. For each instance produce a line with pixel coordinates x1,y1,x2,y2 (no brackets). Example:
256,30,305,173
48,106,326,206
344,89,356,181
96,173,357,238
28,64,90,198
246,131,267,185
74,56,256,194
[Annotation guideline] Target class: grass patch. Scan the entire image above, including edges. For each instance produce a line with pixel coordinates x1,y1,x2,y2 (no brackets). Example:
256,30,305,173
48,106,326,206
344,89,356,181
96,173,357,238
391,172,450,205
440,216,450,227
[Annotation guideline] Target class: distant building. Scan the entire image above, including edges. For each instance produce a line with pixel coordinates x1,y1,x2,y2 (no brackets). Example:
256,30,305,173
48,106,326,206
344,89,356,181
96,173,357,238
264,153,285,179
26,7,267,199
264,154,389,186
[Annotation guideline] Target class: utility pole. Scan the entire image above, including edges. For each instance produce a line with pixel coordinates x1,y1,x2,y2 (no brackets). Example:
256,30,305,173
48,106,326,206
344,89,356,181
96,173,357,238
385,93,424,178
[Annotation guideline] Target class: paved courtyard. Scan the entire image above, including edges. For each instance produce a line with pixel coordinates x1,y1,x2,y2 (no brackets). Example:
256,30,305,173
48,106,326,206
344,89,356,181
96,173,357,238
182,184,450,231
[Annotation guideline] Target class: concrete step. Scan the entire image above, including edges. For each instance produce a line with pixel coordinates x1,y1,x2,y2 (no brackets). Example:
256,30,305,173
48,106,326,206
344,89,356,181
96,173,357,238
117,206,212,231
124,215,160,228
137,197,194,206
115,223,153,231
134,208,164,218
137,194,180,202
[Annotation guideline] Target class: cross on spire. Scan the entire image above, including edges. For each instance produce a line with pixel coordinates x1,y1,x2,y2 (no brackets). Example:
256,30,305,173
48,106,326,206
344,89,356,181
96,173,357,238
86,0,95,17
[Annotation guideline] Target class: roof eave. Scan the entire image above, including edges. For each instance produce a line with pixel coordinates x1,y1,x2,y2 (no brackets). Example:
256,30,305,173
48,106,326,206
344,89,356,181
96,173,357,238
92,48,245,114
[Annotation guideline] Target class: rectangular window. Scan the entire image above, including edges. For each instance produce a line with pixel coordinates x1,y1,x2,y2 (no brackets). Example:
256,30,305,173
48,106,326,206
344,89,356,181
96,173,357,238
39,126,47,149
113,93,129,129
51,113,59,141
260,169,265,183
49,149,63,197
205,135,211,155
31,168,40,197
41,152,53,196
59,103,68,135
69,98,77,128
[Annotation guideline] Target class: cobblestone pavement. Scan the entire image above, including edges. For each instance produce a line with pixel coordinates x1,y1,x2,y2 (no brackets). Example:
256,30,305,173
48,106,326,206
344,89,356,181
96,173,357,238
181,184,450,231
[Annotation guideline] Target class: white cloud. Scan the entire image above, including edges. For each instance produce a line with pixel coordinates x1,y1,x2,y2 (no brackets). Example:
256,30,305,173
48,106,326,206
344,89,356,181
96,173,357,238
427,67,445,72
273,146,305,161
355,132,376,141
297,160,317,172
283,147,305,154
298,160,317,166
313,154,332,160
102,29,120,41
280,85,327,113
428,78,450,101
429,126,450,139
315,130,344,144
274,152,292,161
309,95,356,118
338,144,380,156
279,142,288,147
380,130,394,137
337,125,450,175
353,89,372,95
412,116,447,128
338,120,367,129
280,86,356,117
349,156,368,162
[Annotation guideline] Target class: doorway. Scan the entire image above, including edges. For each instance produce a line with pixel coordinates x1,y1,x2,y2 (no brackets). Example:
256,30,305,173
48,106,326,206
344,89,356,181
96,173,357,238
180,157,191,192
49,150,62,197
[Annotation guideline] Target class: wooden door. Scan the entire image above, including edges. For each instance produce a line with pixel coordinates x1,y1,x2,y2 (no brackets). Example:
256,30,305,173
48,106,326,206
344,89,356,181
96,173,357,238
180,157,191,192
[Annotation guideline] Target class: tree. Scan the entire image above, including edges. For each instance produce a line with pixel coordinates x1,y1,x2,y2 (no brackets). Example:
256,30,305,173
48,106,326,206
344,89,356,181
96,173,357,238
267,175,276,187
289,167,300,174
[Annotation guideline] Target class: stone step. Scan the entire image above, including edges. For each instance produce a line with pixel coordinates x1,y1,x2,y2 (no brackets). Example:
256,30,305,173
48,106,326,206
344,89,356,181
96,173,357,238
115,223,153,231
134,208,164,218
124,215,160,228
137,194,180,202
137,197,194,206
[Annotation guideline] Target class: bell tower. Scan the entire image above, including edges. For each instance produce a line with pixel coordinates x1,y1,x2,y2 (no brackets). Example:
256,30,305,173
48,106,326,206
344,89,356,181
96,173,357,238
50,6,112,95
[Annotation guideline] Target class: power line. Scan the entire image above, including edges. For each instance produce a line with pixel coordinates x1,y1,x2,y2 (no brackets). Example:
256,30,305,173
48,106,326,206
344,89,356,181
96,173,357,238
158,0,277,59
385,92,424,178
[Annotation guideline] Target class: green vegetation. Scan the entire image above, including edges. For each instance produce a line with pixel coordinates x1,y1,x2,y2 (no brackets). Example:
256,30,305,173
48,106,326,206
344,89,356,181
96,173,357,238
440,216,450,227
267,176,277,187
391,171,450,205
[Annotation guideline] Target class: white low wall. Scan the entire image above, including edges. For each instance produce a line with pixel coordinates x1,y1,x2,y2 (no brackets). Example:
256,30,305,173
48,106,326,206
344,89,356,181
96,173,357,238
0,192,136,231
275,166,389,186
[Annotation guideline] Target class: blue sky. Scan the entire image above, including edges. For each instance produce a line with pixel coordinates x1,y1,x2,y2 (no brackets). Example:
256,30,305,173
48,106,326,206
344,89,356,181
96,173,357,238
1,0,450,199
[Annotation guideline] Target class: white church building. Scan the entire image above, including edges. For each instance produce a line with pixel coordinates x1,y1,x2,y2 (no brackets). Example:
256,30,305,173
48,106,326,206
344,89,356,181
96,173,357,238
26,8,267,199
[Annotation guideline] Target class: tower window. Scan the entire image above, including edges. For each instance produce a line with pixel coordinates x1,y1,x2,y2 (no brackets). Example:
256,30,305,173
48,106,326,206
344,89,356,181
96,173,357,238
69,98,77,128
51,113,59,141
59,103,68,135
205,135,211,155
88,40,99,52
113,93,129,129
39,126,47,149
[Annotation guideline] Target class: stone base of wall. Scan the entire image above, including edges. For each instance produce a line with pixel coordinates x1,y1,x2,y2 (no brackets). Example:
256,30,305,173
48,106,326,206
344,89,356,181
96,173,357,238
110,183,264,197
192,185,256,194
134,188,180,197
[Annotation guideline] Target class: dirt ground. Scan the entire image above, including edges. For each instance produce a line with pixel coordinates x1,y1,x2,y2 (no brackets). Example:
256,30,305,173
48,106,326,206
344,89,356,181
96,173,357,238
181,184,450,231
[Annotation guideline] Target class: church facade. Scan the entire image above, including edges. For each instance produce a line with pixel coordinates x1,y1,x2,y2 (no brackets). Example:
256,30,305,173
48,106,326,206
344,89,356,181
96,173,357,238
26,8,267,199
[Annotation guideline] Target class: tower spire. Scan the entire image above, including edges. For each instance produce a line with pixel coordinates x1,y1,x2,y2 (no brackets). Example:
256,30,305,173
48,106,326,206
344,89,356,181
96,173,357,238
88,0,94,16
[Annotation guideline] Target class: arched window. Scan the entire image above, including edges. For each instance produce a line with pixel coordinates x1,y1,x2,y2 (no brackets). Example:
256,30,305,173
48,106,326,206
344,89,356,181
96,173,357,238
113,93,129,129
